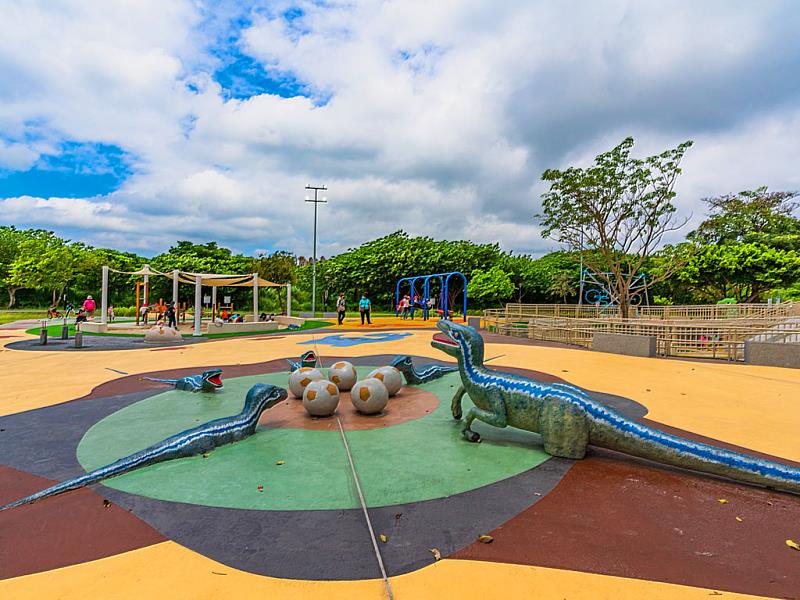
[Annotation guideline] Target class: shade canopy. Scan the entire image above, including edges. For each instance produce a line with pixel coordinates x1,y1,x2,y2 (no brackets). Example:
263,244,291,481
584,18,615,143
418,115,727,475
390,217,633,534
108,265,286,287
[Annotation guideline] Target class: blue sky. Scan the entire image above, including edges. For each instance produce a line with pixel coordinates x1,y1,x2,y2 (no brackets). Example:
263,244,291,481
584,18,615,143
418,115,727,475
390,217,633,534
0,1,799,257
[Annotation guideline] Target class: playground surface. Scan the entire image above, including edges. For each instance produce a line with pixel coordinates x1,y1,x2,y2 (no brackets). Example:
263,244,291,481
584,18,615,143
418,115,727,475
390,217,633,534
1,320,799,599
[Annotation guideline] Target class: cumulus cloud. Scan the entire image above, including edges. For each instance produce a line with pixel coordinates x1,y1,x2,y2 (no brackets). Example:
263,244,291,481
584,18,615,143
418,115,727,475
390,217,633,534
0,0,798,257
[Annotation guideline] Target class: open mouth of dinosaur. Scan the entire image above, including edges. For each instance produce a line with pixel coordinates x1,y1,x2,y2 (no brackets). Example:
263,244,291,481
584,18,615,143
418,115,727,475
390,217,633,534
432,333,459,347
305,352,316,361
207,374,223,387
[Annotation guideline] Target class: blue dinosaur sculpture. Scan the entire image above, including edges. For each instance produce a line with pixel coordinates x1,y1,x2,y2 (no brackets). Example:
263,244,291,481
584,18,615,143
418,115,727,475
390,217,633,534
390,355,458,385
143,368,223,392
287,350,319,372
0,384,288,511
432,320,800,495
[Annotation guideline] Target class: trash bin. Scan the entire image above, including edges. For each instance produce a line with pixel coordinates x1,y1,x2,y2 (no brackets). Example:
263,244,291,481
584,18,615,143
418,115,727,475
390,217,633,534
74,331,83,349
39,326,48,345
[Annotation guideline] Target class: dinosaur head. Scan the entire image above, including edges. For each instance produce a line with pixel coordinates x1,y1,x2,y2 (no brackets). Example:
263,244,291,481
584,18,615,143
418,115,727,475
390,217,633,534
201,369,224,390
300,350,318,368
431,320,484,365
390,355,413,371
244,384,288,414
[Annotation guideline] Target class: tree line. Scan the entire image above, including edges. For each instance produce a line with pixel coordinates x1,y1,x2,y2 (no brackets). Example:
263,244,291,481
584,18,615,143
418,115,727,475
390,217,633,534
1,138,798,313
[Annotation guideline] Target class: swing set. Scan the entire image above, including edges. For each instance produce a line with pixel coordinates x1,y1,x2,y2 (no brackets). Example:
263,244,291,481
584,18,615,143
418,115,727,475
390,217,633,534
394,272,468,321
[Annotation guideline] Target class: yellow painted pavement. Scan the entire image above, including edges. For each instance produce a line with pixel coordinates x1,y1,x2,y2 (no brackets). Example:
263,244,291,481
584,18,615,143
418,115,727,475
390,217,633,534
0,541,772,600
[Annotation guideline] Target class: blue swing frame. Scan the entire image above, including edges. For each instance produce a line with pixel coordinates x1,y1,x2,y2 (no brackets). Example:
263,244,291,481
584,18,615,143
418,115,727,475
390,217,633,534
394,272,468,321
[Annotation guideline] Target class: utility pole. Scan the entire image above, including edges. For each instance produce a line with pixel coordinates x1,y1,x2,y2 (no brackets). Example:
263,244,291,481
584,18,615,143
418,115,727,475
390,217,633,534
305,184,327,316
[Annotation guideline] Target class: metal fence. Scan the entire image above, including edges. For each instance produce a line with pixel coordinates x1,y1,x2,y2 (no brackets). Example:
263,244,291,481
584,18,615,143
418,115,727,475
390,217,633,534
485,311,800,362
485,302,797,324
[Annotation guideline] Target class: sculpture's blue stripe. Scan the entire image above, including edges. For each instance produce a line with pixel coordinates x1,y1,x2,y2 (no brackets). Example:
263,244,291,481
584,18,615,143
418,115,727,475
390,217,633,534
0,384,285,511
460,342,799,483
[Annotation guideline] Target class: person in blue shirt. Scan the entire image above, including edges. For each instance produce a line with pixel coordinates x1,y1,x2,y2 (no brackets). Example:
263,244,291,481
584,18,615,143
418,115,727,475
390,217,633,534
358,294,372,325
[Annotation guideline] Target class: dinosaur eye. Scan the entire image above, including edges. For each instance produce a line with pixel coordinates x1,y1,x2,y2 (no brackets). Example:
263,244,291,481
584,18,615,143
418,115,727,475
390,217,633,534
453,332,459,338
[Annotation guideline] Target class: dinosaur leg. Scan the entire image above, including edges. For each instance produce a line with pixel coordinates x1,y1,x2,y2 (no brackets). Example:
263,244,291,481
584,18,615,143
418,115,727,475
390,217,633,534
451,385,466,420
462,391,507,443
538,398,589,459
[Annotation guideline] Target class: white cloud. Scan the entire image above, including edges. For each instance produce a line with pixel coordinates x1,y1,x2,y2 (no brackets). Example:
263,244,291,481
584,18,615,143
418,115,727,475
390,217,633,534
0,0,798,258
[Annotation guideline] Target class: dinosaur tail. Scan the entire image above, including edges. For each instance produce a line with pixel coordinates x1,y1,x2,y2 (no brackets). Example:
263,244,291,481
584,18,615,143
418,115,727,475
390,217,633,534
142,377,177,384
591,416,800,495
0,448,158,511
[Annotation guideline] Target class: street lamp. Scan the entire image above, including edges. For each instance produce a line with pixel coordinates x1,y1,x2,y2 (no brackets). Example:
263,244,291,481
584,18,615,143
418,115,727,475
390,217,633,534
305,184,327,316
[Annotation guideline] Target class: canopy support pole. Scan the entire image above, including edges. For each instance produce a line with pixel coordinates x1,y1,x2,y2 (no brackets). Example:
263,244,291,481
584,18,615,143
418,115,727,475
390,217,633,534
211,286,218,321
193,275,202,337
252,273,258,322
172,270,179,307
100,265,109,325
286,284,292,316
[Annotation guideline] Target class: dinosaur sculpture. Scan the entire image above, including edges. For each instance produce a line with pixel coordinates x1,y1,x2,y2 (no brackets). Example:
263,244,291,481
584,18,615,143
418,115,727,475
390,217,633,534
0,384,288,511
390,355,458,385
143,368,223,392
288,350,319,372
431,320,800,495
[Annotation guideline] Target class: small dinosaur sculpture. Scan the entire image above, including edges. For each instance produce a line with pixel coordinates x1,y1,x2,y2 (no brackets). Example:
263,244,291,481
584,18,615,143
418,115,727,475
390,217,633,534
390,355,458,385
288,350,319,372
432,320,800,495
143,368,223,392
0,384,288,511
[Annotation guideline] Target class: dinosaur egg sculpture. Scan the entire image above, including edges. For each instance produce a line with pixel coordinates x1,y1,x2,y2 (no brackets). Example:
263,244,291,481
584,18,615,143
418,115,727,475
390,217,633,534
327,361,358,391
303,379,340,417
366,366,403,396
350,378,389,415
288,367,324,398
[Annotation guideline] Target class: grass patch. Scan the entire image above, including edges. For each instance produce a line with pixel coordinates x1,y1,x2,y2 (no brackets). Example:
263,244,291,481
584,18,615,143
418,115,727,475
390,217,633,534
26,319,333,339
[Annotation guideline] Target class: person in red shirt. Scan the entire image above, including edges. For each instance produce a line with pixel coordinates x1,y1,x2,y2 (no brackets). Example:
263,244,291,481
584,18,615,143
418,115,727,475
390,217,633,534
82,295,96,318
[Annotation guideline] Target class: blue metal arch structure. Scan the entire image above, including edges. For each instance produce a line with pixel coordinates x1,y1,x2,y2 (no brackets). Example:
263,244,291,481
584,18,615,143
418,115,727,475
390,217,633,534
395,272,468,321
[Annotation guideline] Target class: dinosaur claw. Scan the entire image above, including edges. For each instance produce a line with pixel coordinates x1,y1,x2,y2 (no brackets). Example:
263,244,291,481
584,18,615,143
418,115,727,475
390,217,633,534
452,409,462,420
463,429,480,443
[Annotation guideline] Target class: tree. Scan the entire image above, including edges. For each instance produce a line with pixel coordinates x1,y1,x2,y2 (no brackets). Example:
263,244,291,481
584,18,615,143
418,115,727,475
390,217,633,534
548,272,576,303
678,242,800,303
0,227,28,308
689,187,800,248
253,250,296,313
467,266,515,307
539,137,693,316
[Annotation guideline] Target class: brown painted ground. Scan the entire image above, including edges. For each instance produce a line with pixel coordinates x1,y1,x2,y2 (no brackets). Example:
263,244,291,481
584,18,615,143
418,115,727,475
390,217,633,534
261,386,439,431
453,451,800,599
0,465,166,579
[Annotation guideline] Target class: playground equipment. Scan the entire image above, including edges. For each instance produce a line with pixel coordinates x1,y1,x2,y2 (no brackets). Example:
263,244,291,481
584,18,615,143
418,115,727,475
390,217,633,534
395,272,468,321
579,269,649,306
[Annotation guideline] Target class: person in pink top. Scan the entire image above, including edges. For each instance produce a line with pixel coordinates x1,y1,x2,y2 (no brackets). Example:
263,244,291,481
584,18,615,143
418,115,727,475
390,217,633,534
82,295,96,318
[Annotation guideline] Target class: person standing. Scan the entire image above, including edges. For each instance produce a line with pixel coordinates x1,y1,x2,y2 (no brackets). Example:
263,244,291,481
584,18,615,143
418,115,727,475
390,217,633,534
83,295,96,318
336,293,346,326
359,294,372,325
166,302,177,329
107,304,115,322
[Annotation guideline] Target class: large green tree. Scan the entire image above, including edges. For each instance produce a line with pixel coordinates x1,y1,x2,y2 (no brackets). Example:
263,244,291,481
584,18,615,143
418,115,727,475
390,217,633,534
679,242,800,303
539,137,693,316
467,266,515,307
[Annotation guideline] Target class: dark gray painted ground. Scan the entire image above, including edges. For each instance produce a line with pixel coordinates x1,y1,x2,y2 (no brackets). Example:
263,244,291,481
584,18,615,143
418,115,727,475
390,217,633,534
0,354,645,579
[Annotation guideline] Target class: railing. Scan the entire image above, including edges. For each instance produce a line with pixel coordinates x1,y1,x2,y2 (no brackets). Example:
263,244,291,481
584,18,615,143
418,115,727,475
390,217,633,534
483,302,797,332
489,315,800,361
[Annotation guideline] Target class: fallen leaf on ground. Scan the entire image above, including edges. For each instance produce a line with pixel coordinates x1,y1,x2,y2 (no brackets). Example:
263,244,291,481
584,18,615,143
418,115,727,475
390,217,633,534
276,460,285,465
430,548,441,561
718,499,728,503
735,516,743,522
787,539,800,551
379,534,387,543
478,535,494,544
257,485,264,492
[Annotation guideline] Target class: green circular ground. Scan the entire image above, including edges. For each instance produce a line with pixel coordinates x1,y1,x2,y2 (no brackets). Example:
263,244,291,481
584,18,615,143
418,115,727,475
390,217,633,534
77,368,550,510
